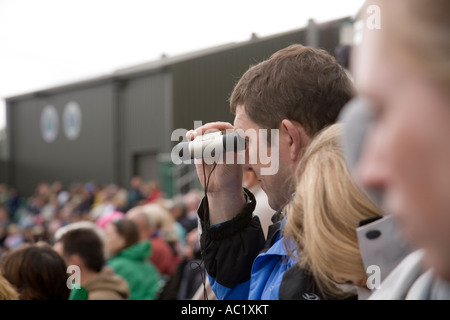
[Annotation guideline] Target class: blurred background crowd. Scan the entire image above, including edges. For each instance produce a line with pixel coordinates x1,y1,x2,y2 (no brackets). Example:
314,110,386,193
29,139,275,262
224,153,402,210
0,177,211,300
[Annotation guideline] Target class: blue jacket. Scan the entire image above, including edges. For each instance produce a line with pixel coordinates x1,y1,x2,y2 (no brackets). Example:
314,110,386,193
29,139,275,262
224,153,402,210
198,189,323,300
209,224,297,300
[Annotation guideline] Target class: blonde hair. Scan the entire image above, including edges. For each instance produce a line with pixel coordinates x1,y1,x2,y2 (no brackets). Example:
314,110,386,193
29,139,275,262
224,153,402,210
0,274,19,300
284,124,382,299
141,203,180,244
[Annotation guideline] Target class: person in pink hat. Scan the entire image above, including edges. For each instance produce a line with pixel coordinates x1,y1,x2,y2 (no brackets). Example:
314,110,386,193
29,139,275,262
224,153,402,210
96,211,125,230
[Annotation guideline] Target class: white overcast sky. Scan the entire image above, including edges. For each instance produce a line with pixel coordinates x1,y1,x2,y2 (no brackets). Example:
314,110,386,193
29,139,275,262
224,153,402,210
0,0,365,130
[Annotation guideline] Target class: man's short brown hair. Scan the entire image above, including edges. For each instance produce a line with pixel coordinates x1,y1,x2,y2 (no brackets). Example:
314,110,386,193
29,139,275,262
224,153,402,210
60,227,105,273
230,44,355,137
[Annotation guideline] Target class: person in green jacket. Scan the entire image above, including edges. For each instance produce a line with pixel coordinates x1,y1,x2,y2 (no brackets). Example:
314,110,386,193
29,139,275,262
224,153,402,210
105,218,161,300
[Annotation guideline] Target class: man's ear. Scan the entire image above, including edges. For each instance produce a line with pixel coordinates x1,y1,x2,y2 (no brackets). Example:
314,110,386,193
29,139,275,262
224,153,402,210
68,254,82,268
280,119,310,162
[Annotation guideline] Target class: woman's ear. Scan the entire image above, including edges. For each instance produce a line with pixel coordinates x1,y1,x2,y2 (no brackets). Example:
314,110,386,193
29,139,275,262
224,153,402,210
280,119,311,162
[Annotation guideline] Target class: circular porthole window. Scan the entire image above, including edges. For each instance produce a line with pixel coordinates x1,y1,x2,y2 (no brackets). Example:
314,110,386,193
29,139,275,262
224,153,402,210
63,101,82,140
40,105,59,143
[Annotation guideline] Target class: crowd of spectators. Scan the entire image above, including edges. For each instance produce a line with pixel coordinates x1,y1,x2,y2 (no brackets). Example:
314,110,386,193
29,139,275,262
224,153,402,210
0,177,206,300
